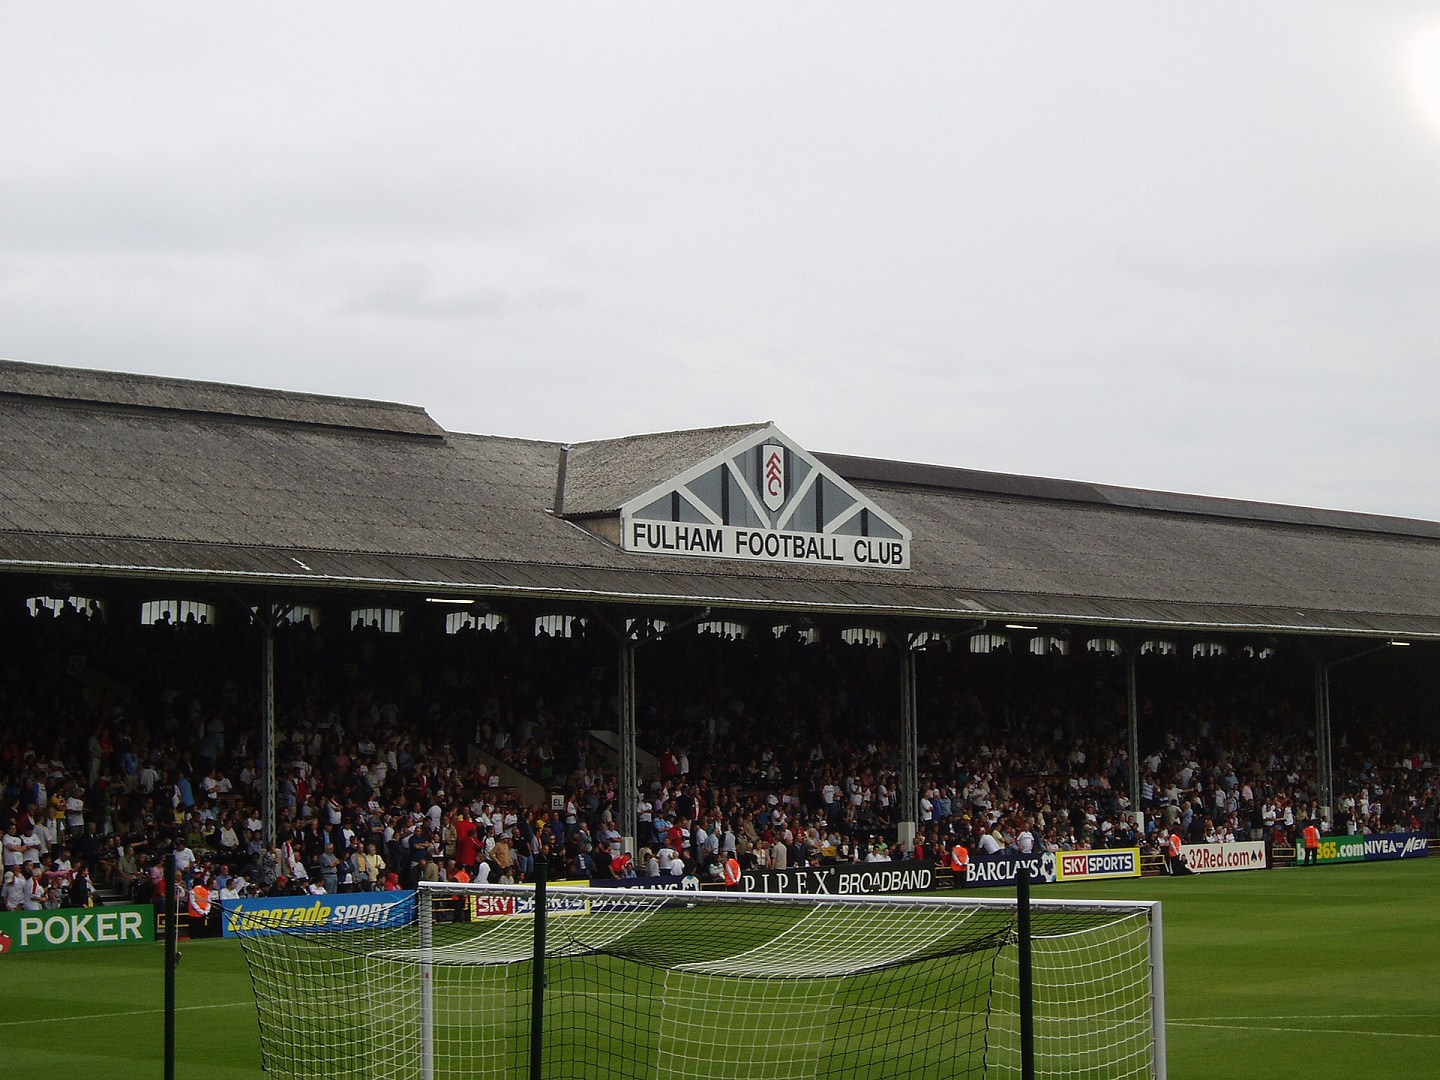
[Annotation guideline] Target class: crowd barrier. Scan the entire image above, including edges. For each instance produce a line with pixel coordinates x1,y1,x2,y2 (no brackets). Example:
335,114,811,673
104,832,1431,940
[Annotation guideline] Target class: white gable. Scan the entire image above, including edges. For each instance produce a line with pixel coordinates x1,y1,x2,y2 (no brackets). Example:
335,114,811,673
619,425,911,570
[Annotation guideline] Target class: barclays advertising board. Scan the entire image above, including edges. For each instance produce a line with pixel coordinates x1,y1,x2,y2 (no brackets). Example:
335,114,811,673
962,851,1058,887
590,875,702,891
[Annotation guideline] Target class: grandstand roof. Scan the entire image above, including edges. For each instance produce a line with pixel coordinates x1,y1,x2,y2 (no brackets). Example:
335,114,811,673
4,358,1440,639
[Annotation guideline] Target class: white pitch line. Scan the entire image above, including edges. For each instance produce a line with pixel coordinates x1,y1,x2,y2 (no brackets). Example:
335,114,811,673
1176,1014,1437,1021
1170,1021,1440,1040
0,1001,253,1027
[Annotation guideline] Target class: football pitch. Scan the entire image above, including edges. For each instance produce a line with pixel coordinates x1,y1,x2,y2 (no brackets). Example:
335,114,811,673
3,858,1437,1079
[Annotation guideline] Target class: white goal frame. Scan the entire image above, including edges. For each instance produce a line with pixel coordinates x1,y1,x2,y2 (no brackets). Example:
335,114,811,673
413,881,1167,1080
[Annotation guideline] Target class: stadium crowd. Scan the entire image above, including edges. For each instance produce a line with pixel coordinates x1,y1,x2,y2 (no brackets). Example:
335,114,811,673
3,597,1438,916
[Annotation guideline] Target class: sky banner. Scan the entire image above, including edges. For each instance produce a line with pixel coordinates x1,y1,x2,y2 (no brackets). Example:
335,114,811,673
1056,848,1141,881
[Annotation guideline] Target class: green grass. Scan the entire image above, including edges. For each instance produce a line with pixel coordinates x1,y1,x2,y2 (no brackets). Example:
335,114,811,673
3,859,1437,1078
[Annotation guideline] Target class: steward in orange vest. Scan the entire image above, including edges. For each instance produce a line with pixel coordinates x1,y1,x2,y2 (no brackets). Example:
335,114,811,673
1302,822,1321,865
948,842,970,883
723,856,742,887
188,881,214,937
1165,831,1185,875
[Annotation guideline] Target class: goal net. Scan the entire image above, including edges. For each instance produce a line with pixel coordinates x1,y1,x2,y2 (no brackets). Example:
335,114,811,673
234,883,1165,1080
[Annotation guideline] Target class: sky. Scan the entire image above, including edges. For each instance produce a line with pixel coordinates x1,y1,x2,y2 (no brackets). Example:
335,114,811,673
5,3,1440,520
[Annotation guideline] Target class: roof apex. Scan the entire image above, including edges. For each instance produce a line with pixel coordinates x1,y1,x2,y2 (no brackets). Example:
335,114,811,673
558,422,772,516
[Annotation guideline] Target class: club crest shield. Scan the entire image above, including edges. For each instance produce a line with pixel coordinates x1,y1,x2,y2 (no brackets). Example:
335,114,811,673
762,443,785,512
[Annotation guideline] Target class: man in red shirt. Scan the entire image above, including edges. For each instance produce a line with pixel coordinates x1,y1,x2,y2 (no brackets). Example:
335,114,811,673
454,811,481,877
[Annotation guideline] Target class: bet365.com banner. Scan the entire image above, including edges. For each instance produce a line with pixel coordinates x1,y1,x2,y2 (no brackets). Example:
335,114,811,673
1314,834,1365,864
1309,832,1427,865
220,891,414,937
0,904,154,955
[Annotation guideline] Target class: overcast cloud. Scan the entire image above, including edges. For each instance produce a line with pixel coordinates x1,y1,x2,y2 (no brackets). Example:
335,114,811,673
4,3,1440,519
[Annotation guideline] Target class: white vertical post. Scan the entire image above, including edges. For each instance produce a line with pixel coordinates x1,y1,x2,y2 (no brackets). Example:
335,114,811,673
420,885,435,1080
1149,902,1167,1080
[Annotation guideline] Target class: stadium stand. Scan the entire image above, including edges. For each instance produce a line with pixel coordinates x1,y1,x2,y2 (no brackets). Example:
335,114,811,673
0,359,1437,916
2,596,1436,912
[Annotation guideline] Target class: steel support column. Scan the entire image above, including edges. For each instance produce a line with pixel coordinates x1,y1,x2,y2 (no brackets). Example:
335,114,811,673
261,611,278,849
1314,658,1334,825
618,634,638,854
898,638,919,848
1127,647,1142,831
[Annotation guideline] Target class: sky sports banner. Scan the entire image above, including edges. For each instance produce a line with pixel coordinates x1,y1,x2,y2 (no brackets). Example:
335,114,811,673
1315,834,1366,864
962,851,1059,887
741,861,935,896
467,879,594,920
1362,832,1429,861
1179,841,1267,874
1055,848,1141,882
0,904,154,955
221,891,414,937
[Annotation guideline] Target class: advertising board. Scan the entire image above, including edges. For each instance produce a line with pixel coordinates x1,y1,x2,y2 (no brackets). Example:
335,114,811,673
961,851,1058,887
1314,834,1365,864
1179,841,1267,874
1055,848,1141,882
1363,832,1429,861
467,880,592,919
0,904,154,955
590,875,702,891
740,861,935,896
221,891,414,937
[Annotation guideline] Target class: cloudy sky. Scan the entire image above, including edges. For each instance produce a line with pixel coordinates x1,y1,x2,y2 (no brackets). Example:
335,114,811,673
5,4,1440,519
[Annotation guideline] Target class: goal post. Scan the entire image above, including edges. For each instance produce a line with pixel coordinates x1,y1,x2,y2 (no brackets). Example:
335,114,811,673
235,882,1165,1080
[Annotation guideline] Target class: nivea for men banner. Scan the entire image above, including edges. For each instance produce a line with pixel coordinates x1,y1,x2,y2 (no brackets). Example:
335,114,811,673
1362,832,1429,861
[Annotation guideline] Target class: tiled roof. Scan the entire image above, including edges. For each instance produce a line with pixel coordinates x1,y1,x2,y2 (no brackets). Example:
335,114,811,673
4,359,1440,638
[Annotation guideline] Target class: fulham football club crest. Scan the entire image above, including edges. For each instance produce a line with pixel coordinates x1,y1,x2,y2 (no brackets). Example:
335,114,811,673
762,443,785,512
617,424,911,570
